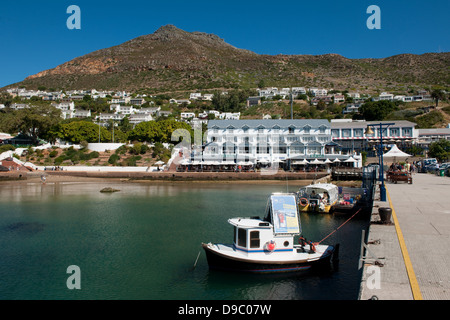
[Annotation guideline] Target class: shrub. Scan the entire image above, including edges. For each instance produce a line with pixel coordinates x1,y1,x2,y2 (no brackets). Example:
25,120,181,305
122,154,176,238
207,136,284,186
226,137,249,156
0,144,15,153
54,156,65,165
49,150,58,158
89,151,100,159
108,154,120,165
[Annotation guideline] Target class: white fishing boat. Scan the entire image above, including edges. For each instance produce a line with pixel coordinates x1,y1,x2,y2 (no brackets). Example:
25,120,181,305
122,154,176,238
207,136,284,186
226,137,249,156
297,183,339,213
202,193,337,273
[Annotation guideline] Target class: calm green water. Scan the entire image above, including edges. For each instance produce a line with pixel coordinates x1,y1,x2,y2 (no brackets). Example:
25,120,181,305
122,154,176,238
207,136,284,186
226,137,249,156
0,181,369,300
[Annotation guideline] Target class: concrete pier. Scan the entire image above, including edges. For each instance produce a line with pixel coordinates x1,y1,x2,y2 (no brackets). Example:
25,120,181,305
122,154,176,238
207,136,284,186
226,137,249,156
360,172,450,300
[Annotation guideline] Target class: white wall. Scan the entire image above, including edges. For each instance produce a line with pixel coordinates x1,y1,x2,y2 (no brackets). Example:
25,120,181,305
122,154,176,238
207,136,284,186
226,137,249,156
87,143,124,152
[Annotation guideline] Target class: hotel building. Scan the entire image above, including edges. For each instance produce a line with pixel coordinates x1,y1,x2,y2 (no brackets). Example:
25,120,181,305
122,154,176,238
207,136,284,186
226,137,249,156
330,119,418,155
201,119,359,166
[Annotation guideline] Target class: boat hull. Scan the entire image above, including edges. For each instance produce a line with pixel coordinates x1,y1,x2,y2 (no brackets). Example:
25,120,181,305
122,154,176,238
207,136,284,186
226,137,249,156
298,202,335,213
202,243,334,274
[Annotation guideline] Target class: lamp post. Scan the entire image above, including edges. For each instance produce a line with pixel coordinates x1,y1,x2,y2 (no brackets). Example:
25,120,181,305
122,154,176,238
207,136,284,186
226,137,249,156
365,122,395,201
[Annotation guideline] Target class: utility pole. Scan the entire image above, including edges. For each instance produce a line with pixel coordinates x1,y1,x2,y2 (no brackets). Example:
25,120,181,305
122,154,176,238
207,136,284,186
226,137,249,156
290,88,293,119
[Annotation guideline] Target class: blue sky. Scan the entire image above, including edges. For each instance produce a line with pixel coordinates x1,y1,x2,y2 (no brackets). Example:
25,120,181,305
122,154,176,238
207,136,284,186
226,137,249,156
0,0,448,88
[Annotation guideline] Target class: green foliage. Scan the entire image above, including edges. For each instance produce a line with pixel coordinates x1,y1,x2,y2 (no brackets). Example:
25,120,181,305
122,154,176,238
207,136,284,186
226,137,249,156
52,147,99,165
0,105,62,142
211,89,255,112
406,145,424,157
414,111,444,128
121,155,142,166
359,100,399,121
0,144,15,153
49,150,58,158
115,145,128,155
152,142,171,162
428,139,450,162
55,121,112,143
108,153,120,165
128,119,193,143
430,89,446,107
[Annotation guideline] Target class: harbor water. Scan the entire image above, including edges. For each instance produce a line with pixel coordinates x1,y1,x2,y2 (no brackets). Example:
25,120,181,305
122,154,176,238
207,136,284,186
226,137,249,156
0,181,370,300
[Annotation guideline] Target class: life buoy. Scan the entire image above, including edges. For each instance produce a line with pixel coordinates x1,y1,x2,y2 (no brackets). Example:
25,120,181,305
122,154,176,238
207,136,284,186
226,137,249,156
265,240,276,252
299,197,308,206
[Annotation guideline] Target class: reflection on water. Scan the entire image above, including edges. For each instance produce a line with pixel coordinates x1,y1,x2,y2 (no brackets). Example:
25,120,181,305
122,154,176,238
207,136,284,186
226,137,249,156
0,181,369,300
0,182,191,202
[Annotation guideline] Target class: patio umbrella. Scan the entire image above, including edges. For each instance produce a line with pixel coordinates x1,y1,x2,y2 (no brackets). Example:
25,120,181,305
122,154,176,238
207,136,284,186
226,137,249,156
311,159,323,164
333,158,341,163
155,161,165,166
324,158,332,164
344,156,356,162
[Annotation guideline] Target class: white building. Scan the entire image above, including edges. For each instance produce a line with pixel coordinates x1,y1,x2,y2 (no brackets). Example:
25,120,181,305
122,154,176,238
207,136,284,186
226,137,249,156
218,112,241,120
201,119,353,165
135,106,161,115
181,112,196,119
129,98,145,105
73,109,91,118
202,94,214,101
292,87,306,95
416,128,450,151
110,104,134,115
99,113,126,122
129,113,153,125
373,92,394,101
189,93,202,100
331,119,418,154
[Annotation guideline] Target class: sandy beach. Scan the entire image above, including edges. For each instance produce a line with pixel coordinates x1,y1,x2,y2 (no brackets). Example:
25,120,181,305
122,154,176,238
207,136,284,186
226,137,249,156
0,170,360,188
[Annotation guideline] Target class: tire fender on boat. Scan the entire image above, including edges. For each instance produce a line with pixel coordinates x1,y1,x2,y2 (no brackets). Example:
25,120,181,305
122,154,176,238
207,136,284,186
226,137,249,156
265,240,276,252
299,198,308,206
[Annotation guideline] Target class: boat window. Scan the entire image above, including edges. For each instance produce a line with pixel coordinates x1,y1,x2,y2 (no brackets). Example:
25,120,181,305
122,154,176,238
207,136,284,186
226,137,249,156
233,227,237,244
250,231,260,248
238,228,246,247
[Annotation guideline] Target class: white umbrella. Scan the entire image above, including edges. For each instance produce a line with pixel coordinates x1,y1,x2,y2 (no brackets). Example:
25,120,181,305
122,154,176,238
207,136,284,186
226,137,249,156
237,161,253,165
333,158,341,163
293,159,309,165
311,159,323,164
155,161,165,165
344,156,356,162
179,159,191,165
383,144,412,158
324,158,332,164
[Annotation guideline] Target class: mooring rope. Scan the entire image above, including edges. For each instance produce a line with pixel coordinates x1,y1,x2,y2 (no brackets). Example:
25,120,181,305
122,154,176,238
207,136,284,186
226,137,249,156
317,208,362,244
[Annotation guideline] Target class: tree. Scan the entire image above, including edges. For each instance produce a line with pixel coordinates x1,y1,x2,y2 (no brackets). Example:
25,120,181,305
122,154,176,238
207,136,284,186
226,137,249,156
0,92,13,107
359,100,398,121
55,121,112,143
128,119,193,143
257,79,266,89
406,145,424,157
430,89,445,108
14,105,62,142
428,139,450,162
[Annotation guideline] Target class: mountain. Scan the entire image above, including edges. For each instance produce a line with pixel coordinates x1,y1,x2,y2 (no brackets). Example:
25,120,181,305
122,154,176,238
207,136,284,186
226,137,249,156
7,25,450,92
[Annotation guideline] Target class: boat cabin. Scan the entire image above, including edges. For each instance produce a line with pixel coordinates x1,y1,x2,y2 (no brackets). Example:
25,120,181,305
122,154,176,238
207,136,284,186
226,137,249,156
228,193,301,255
297,183,339,212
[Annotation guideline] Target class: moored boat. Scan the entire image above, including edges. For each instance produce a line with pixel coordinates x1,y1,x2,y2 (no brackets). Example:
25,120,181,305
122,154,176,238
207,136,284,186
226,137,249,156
202,193,336,274
297,183,339,213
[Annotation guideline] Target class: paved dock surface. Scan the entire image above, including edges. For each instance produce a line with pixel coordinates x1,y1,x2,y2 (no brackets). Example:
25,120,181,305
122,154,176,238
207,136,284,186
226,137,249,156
360,173,450,300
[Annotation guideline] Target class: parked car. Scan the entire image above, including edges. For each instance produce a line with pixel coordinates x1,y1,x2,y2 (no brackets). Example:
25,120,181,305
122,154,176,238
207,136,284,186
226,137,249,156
425,163,439,173
418,158,438,173
439,163,450,170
